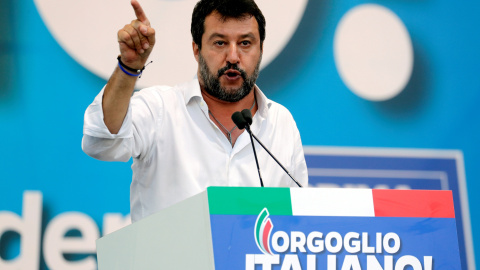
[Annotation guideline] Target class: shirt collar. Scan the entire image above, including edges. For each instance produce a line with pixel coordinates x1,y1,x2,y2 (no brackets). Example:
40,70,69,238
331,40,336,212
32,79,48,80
254,84,272,120
184,78,203,105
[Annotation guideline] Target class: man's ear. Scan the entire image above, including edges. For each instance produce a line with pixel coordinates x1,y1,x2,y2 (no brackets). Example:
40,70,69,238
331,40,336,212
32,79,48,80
193,41,199,63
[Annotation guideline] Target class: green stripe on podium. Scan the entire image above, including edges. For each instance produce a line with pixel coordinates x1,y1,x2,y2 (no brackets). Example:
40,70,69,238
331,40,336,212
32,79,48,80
207,187,292,215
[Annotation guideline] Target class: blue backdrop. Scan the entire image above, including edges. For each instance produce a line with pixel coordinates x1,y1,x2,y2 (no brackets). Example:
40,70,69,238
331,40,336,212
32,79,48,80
0,0,478,269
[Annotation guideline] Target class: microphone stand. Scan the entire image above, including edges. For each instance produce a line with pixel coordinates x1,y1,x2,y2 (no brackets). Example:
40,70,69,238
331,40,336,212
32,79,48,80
244,125,264,187
232,111,264,187
232,110,303,188
240,109,302,188
249,132,302,188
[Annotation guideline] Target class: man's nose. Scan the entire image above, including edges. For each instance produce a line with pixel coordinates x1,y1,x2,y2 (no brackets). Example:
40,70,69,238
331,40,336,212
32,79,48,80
226,44,240,64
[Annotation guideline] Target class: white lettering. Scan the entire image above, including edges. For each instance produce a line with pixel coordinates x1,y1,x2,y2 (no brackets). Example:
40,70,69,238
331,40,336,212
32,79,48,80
307,255,317,270
0,191,134,270
272,231,289,253
395,255,423,270
367,255,393,270
362,232,375,253
341,255,361,270
43,212,99,270
328,255,337,270
307,232,324,253
246,254,255,270
281,254,302,270
245,254,280,270
271,231,402,255
424,256,432,270
325,232,343,253
0,191,42,270
344,232,360,253
383,233,401,254
376,233,383,253
291,231,307,253
246,254,432,270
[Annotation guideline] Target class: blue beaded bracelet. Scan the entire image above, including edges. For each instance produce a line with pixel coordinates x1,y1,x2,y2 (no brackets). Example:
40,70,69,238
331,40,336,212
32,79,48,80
117,56,152,78
118,61,141,77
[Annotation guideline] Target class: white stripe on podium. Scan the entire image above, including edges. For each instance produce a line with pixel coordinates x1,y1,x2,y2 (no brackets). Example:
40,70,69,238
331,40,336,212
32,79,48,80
290,188,375,217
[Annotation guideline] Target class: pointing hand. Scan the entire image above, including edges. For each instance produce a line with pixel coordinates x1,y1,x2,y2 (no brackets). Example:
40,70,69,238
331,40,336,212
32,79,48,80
117,0,156,69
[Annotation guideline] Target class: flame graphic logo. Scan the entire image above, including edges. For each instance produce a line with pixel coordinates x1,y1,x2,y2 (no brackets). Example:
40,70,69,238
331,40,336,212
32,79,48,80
254,208,274,255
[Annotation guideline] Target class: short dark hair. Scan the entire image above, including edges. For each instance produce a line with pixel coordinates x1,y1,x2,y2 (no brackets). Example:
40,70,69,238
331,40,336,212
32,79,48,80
191,0,266,49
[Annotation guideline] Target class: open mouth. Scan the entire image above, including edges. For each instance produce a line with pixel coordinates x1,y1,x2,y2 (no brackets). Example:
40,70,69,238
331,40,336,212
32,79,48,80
224,69,241,79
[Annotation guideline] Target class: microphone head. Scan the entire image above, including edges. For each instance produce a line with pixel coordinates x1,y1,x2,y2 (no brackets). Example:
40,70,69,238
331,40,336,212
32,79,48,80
231,111,247,129
241,109,253,125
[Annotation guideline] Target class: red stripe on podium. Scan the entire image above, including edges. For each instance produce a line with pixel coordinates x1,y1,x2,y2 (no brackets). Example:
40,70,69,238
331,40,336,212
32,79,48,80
372,189,455,218
263,219,273,254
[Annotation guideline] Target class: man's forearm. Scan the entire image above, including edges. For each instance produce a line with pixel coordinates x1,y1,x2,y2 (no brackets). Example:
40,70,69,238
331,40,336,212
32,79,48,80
102,0,156,134
102,66,138,134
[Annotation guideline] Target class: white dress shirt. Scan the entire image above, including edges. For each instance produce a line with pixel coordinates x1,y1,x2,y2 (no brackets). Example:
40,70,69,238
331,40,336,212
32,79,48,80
82,79,308,222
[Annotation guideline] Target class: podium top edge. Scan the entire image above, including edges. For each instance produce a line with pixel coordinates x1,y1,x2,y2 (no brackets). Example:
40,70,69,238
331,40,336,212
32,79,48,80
206,187,455,218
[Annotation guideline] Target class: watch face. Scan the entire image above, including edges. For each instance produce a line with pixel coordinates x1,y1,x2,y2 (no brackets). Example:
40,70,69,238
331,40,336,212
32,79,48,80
33,0,308,88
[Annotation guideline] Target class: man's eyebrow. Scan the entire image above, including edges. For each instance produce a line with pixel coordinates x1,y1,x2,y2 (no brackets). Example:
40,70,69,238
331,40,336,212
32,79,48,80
239,33,257,40
207,33,226,41
207,32,258,41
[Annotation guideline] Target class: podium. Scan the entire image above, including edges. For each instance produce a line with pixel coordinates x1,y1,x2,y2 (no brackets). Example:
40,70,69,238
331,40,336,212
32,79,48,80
96,187,462,270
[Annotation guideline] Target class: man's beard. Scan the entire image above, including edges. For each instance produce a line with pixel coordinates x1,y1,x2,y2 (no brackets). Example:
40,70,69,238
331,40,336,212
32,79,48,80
198,53,261,102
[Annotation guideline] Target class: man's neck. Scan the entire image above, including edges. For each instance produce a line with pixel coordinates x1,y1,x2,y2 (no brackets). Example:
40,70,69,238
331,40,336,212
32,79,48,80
201,87,258,146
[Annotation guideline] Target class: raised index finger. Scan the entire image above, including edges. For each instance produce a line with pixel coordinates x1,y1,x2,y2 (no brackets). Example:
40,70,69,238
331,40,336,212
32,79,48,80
131,0,149,24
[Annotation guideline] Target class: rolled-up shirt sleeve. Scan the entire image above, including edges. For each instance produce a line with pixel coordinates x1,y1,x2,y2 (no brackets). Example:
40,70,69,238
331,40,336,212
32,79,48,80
82,87,161,162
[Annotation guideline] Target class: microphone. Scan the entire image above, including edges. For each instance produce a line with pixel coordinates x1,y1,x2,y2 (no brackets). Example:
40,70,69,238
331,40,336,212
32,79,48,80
240,109,303,188
231,111,247,129
232,112,264,187
241,109,253,126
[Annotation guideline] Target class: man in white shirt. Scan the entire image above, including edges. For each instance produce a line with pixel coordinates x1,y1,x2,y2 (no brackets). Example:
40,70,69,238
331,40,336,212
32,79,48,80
82,0,308,222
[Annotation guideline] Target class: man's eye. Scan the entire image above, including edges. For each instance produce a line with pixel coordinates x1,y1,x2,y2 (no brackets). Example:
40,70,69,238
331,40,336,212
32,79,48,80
241,41,251,46
215,41,225,46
